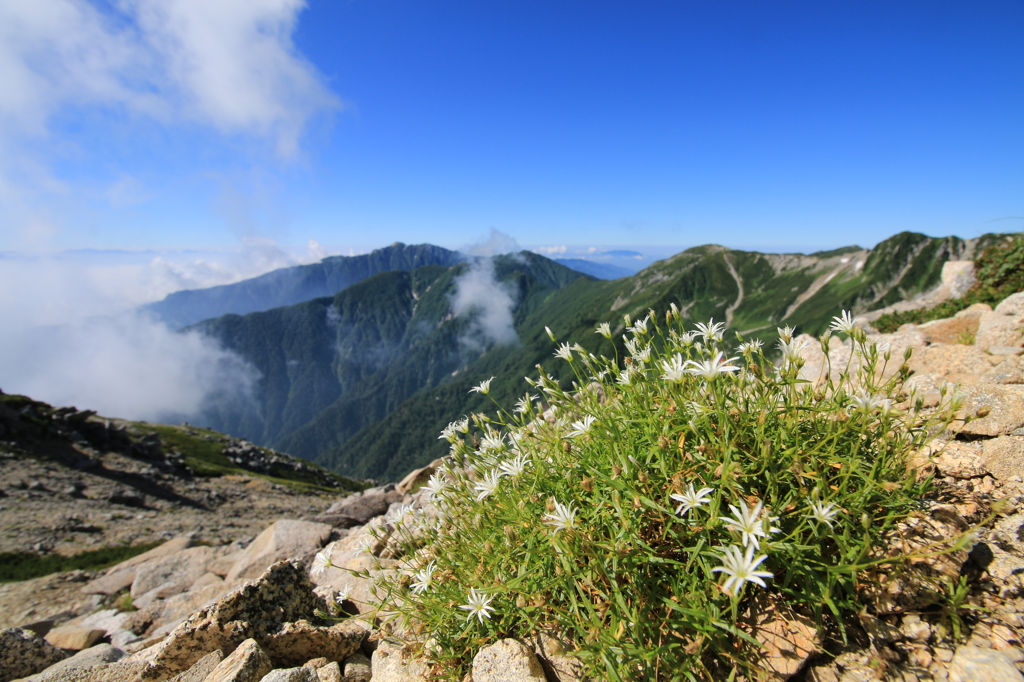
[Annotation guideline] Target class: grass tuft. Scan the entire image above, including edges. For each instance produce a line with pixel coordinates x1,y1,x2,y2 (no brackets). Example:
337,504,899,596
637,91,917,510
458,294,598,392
356,307,965,680
0,543,162,583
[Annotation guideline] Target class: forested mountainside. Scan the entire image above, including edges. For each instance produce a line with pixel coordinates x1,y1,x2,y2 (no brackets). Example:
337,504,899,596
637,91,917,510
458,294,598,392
191,231,1005,480
143,242,463,329
192,252,585,471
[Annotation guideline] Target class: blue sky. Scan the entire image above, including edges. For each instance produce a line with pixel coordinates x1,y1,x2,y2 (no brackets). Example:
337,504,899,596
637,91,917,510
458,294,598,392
1,0,1023,310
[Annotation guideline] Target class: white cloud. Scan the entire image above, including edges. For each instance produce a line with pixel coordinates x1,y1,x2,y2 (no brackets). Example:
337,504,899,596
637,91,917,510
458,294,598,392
450,257,519,350
0,0,339,157
0,239,332,421
533,245,567,255
0,311,258,423
463,228,521,258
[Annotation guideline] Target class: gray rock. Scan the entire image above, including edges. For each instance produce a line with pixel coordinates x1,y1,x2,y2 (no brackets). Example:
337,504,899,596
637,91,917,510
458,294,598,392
140,560,328,681
44,626,107,651
370,640,431,682
131,546,219,599
166,650,224,682
315,661,342,682
23,644,126,682
949,645,1023,682
325,490,402,526
259,667,319,682
225,520,332,582
205,639,273,682
983,436,1024,481
0,627,68,682
996,292,1024,317
342,652,371,682
473,639,547,682
82,538,195,595
261,620,367,668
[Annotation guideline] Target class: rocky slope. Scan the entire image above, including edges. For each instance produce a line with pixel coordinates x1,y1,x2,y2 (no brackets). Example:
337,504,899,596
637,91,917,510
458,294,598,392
4,294,1024,681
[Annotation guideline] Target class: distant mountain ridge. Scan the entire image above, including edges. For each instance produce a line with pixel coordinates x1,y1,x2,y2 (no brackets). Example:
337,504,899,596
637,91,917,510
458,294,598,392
183,230,1011,481
143,242,464,329
553,258,634,279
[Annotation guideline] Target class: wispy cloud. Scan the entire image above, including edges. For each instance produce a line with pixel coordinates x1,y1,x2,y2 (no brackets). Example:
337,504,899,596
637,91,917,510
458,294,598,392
0,0,340,158
450,230,521,349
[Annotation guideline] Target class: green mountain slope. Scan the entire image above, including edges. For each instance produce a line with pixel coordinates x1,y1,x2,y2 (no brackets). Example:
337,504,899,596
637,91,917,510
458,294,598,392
194,253,588,466
143,242,463,329
322,231,1001,480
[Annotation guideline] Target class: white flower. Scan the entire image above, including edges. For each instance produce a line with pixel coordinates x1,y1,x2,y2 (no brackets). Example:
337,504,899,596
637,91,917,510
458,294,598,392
595,322,612,339
354,534,376,555
470,377,495,395
311,543,335,577
660,354,686,383
411,561,436,594
847,389,883,415
694,319,725,343
545,326,557,342
543,500,577,533
459,588,495,623
684,352,740,380
627,316,649,335
616,367,636,386
473,469,502,501
335,583,353,603
777,325,795,342
514,394,535,414
389,504,414,522
498,452,530,479
566,415,596,438
722,500,779,549
806,501,839,529
829,310,860,336
554,343,573,361
712,544,773,593
480,431,506,453
438,421,461,443
776,337,809,364
737,339,763,354
669,484,714,517
422,471,448,500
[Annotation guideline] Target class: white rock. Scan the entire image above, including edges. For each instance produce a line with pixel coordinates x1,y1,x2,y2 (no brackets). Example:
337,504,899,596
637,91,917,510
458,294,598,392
472,639,546,682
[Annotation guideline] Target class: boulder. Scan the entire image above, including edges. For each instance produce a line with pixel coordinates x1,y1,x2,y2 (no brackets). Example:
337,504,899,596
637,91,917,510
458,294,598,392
370,640,431,682
473,639,547,682
395,460,443,495
259,667,319,682
949,645,1023,682
976,303,1024,350
0,627,68,682
25,643,126,681
83,537,195,596
982,436,1024,481
225,520,332,582
131,546,219,599
956,384,1024,437
996,292,1024,317
315,661,342,682
324,489,403,526
342,653,371,682
534,631,586,682
205,639,272,682
261,619,366,668
141,560,324,681
166,650,224,682
310,530,399,613
44,626,107,651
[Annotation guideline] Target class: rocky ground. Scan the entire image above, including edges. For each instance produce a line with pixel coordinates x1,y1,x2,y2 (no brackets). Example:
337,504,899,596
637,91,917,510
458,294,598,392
3,292,1024,682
